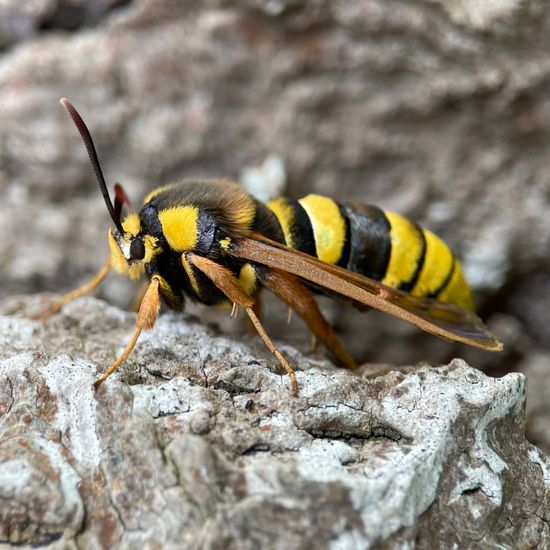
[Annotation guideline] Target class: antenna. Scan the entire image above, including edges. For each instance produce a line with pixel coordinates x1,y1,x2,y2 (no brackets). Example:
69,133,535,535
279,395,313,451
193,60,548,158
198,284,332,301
60,98,124,233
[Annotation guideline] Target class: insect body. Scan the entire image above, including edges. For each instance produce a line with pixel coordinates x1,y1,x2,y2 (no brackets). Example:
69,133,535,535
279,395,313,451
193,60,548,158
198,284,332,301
111,183,474,316
267,196,474,312
43,99,502,395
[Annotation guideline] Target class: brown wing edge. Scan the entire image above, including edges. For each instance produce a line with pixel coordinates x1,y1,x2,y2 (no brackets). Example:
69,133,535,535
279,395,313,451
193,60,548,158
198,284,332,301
228,234,503,352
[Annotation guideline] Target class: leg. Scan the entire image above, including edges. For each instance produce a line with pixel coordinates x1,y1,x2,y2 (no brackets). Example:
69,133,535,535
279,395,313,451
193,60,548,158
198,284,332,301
33,258,112,319
310,334,318,352
94,276,161,388
257,267,358,371
187,253,298,395
245,295,262,335
252,294,262,323
245,306,298,396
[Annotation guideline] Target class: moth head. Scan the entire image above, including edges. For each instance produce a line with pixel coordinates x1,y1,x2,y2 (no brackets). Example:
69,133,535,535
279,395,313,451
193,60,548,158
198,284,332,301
108,213,159,279
59,98,159,279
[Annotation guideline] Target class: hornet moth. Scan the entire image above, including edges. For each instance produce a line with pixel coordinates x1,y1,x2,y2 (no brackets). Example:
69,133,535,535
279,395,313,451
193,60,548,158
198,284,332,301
38,98,502,395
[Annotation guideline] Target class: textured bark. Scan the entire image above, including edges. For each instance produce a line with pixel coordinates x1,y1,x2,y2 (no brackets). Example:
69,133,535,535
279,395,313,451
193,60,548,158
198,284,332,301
0,295,548,548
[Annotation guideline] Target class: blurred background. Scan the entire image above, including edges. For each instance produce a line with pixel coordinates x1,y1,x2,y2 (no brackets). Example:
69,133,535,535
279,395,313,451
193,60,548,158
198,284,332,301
0,0,548,452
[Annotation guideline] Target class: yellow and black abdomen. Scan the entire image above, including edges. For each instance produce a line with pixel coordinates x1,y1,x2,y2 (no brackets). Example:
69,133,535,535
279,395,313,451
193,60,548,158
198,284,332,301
267,195,475,311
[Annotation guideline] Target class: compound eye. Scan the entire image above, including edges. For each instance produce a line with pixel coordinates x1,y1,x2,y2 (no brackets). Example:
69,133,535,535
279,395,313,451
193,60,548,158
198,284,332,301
129,238,145,260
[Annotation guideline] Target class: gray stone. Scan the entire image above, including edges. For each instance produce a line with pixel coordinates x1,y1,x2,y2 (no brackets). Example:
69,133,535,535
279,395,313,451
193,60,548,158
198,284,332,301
0,295,548,547
0,2,548,432
0,0,549,544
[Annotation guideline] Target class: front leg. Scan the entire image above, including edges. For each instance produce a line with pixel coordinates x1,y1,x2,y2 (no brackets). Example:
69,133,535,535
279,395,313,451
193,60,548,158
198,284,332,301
186,253,298,396
93,275,161,388
32,258,112,319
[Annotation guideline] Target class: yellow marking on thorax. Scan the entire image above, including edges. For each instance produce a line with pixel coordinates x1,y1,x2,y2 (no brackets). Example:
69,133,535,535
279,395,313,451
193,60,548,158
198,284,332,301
143,184,174,205
158,206,199,252
267,197,296,247
382,211,424,289
411,230,453,298
437,261,475,311
239,263,258,296
298,194,346,264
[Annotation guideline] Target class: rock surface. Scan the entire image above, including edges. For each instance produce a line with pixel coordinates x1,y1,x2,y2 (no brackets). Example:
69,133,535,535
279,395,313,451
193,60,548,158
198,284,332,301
0,295,548,548
0,2,549,545
0,0,549,454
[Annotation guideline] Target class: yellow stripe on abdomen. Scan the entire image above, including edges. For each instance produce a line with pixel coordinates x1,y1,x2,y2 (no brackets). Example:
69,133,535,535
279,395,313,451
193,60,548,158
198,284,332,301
267,197,297,248
437,261,475,311
382,211,425,289
298,194,346,264
411,229,453,298
143,184,174,204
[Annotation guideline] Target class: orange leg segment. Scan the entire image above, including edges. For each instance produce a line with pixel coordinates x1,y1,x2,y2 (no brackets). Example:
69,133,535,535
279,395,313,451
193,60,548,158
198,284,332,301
94,276,161,388
186,253,298,395
257,267,358,371
32,258,112,319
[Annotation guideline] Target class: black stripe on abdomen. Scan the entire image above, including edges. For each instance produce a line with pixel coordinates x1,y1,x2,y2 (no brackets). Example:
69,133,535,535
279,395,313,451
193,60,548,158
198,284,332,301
342,203,391,281
430,256,456,299
270,197,317,256
398,223,426,292
337,204,352,268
